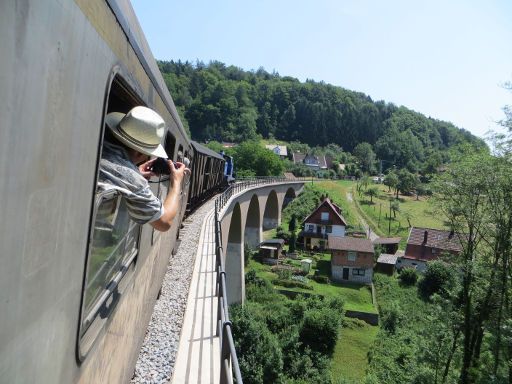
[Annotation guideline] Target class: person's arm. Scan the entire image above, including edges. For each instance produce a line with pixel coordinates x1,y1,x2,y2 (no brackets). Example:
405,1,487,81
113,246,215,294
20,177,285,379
150,161,189,232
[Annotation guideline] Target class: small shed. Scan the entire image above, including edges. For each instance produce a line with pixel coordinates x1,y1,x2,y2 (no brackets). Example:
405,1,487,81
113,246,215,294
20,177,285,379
376,253,399,275
373,237,401,255
259,239,285,259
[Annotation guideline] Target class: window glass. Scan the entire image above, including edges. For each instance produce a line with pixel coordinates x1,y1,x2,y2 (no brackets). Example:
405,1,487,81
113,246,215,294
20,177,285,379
321,212,329,221
348,251,357,261
326,226,332,233
352,268,365,276
307,224,314,232
82,190,139,332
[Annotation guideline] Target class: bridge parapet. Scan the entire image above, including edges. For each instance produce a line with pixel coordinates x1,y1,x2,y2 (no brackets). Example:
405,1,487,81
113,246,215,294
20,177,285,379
213,177,305,384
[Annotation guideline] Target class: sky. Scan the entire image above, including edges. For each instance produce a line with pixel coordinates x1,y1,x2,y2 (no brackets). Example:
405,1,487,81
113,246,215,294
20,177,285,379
131,0,512,139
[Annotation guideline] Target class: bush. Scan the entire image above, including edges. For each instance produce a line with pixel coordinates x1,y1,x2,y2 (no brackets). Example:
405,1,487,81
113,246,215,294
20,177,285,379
381,301,402,334
299,307,341,356
273,279,313,290
291,275,309,284
419,261,455,298
312,275,330,284
230,305,283,383
399,268,418,286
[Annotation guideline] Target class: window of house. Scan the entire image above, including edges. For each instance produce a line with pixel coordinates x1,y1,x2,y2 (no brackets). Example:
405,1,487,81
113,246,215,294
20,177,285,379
352,268,366,276
348,251,357,261
79,74,143,359
321,212,329,221
326,226,332,233
307,224,314,232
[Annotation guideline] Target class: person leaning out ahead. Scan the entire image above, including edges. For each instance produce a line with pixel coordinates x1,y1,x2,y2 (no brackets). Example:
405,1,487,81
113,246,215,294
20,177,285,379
98,106,190,232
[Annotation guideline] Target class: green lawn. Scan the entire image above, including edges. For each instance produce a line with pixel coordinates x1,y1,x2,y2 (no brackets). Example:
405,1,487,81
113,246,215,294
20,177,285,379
354,184,446,248
331,318,379,383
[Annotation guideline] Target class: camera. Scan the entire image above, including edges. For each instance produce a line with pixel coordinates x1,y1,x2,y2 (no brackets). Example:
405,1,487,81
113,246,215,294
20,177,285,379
151,158,180,175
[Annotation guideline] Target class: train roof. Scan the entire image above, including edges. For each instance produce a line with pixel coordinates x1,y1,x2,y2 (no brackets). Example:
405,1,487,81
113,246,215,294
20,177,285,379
191,141,225,161
107,0,190,145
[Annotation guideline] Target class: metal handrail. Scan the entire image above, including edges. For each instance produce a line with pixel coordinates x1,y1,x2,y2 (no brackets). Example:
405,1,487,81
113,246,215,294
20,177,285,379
214,176,304,384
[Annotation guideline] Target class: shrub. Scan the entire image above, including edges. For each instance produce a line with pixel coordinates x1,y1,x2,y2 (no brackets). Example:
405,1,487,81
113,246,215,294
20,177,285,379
230,305,283,383
312,275,330,284
419,260,455,298
381,301,402,334
273,279,313,290
399,267,418,286
291,275,309,284
299,307,341,356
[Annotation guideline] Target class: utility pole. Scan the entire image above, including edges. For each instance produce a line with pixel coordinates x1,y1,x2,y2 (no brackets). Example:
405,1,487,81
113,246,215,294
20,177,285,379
378,203,382,227
388,201,392,236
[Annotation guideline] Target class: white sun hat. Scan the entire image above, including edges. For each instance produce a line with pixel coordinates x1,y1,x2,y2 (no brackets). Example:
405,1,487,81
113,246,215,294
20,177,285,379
105,106,169,158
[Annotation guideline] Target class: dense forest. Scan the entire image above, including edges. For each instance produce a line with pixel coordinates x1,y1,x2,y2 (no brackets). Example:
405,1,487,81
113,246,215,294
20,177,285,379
159,60,486,172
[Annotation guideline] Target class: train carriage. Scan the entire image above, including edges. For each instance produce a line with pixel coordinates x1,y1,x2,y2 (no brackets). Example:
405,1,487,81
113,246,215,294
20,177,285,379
187,141,226,210
0,1,199,383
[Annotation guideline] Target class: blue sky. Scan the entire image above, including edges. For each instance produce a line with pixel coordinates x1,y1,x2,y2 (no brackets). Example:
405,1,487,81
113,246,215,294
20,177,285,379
131,0,512,139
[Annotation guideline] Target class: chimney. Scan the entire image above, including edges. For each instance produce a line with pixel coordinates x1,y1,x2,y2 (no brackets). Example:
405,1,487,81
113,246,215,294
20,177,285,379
423,230,428,244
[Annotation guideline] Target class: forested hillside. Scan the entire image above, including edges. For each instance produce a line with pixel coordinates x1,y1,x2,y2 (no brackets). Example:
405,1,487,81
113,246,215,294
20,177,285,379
159,60,485,171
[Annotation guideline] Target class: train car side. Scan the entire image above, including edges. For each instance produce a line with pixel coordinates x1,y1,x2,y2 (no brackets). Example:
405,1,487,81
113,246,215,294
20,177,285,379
0,1,190,383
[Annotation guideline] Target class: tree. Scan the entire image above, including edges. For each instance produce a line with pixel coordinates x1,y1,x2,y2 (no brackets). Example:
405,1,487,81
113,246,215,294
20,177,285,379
365,186,380,203
353,142,376,173
384,171,399,193
233,141,284,176
397,169,419,196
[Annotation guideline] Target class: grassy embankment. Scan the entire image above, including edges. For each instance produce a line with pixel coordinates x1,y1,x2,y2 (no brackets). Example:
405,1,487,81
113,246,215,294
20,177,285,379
352,182,446,248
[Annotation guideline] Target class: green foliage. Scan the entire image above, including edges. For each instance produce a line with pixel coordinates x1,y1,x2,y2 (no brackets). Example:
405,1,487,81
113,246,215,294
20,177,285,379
353,142,376,173
397,168,419,195
299,307,342,356
364,186,380,203
235,275,346,383
230,305,284,384
398,268,418,286
418,261,455,298
158,60,485,168
233,141,284,176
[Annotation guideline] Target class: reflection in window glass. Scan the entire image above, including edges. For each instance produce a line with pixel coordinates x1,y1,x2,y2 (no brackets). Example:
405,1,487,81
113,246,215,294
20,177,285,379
83,192,139,325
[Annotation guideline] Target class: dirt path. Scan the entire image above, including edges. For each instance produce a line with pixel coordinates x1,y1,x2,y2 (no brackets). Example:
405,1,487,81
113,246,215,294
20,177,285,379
346,192,379,241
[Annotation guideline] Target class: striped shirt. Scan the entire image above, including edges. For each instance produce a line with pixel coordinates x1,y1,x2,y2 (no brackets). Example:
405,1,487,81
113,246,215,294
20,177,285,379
97,141,164,224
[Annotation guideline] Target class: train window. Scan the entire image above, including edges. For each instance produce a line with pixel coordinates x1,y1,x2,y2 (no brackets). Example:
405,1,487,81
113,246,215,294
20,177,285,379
79,74,143,359
164,131,176,160
82,190,139,328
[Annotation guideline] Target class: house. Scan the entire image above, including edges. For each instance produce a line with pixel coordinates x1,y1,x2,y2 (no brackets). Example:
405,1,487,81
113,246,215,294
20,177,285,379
292,152,328,170
299,198,347,250
329,236,375,284
372,237,401,254
397,227,462,272
265,144,288,159
259,239,285,261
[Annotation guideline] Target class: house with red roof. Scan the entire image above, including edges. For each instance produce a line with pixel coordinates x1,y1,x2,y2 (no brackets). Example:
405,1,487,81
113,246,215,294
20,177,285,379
329,236,375,284
298,198,347,250
398,227,462,272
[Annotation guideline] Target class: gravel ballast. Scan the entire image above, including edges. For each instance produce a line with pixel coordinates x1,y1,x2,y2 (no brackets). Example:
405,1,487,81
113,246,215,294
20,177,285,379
131,199,215,384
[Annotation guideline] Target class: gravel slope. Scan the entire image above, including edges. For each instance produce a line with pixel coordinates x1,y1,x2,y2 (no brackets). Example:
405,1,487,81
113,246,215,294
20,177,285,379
131,199,215,384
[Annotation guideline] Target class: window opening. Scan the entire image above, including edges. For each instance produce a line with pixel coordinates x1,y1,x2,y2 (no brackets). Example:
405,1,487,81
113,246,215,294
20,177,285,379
79,74,144,359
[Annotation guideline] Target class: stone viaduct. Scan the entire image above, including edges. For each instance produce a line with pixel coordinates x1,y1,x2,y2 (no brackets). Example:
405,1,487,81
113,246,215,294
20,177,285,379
217,181,305,304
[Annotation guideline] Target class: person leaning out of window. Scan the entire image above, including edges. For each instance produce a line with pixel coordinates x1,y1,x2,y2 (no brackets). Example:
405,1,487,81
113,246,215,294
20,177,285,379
98,106,190,231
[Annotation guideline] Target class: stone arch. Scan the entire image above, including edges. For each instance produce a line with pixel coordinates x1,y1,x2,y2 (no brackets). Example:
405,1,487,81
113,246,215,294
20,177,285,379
225,203,244,304
263,190,280,230
282,187,296,210
244,194,261,249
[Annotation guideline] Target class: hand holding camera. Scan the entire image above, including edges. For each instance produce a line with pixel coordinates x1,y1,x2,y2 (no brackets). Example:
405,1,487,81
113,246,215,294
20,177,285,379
150,158,180,175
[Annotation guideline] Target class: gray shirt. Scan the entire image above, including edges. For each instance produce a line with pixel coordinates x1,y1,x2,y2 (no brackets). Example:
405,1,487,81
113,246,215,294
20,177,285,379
97,141,164,224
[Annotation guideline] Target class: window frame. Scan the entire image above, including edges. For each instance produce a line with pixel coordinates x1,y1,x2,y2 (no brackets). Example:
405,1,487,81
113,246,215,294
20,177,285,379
352,268,366,276
77,70,144,362
348,251,357,261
